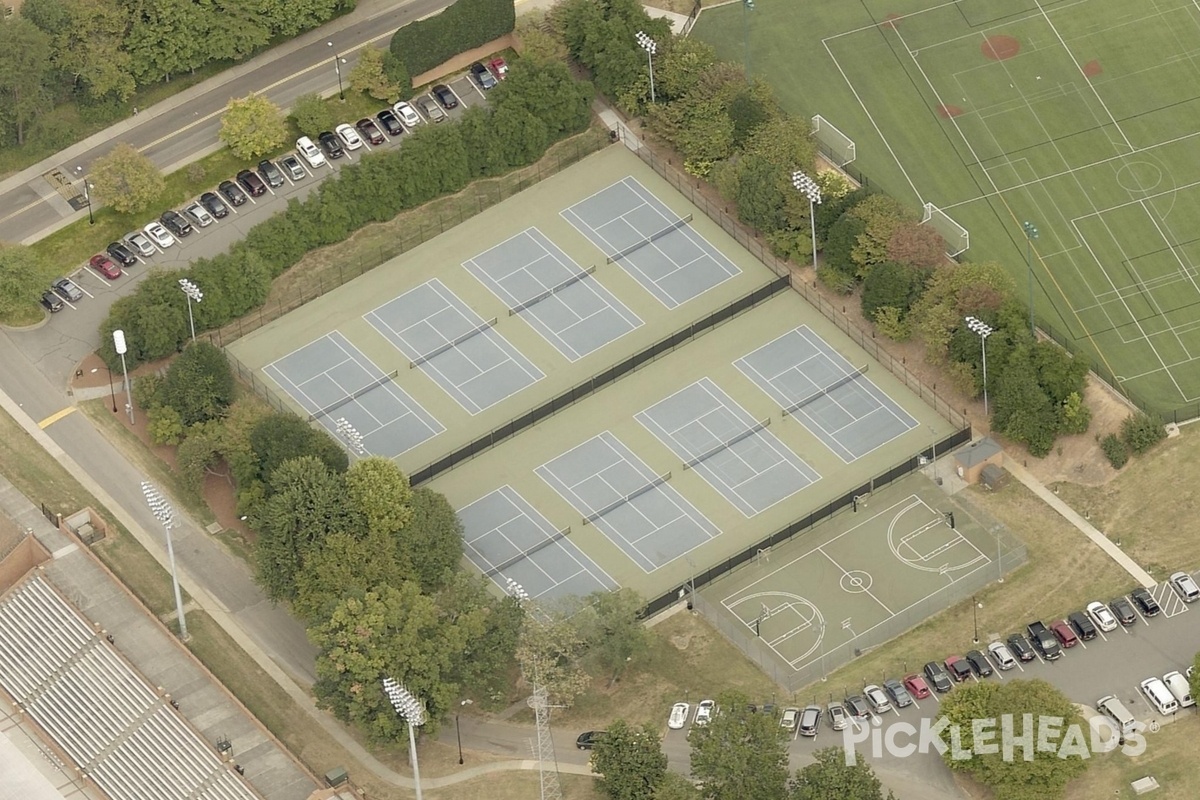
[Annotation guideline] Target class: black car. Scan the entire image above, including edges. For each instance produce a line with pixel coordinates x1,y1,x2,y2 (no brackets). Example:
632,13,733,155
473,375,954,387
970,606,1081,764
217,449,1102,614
106,241,138,266
1110,596,1137,626
257,159,284,188
1068,611,1098,641
355,117,385,145
279,155,306,181
575,730,606,750
218,180,248,207
760,703,777,718
236,169,267,197
160,209,193,237
965,650,993,677
40,290,64,312
199,191,230,219
318,131,344,159
469,61,497,90
376,108,404,136
1130,588,1161,617
432,83,458,109
1026,620,1062,660
844,695,870,719
1006,633,1036,662
923,661,953,693
944,656,973,682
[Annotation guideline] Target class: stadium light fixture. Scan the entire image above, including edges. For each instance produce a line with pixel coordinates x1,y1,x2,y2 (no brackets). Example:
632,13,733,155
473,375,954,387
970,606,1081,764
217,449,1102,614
382,678,426,800
964,316,994,417
178,279,203,342
635,31,657,104
142,481,188,640
792,170,822,271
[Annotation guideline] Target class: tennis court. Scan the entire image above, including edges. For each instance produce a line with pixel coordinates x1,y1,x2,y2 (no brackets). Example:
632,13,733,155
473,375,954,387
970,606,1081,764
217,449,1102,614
363,279,544,415
457,485,617,601
535,431,719,572
562,176,741,308
463,228,644,361
735,326,918,462
635,378,819,517
262,331,444,457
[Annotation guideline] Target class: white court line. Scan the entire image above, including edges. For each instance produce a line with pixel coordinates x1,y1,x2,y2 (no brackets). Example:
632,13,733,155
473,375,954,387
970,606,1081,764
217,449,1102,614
324,332,441,437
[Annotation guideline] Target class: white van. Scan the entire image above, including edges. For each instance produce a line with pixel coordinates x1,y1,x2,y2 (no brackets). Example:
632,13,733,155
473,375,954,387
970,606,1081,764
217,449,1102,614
1140,677,1179,715
1096,695,1137,734
1163,671,1195,708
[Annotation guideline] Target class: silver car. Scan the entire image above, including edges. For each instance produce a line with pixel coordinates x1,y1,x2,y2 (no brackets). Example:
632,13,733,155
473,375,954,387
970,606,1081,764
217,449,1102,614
417,95,445,123
827,703,848,731
184,202,214,227
1169,571,1200,602
124,230,156,257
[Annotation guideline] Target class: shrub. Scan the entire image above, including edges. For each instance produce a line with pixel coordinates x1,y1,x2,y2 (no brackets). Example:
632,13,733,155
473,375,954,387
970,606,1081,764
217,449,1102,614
158,342,235,426
388,0,514,78
1101,433,1129,469
147,405,185,445
1121,411,1166,455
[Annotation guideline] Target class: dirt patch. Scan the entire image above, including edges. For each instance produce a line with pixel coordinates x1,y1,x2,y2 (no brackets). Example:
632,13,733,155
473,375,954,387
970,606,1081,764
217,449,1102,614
411,34,515,88
937,103,964,118
880,12,902,30
1017,379,1133,486
982,35,1021,61
1083,59,1103,78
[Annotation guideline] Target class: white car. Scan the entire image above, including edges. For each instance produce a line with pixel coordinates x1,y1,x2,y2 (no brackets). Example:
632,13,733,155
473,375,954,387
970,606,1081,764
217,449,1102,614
124,231,156,256
335,123,364,150
393,101,422,128
694,700,715,726
184,202,214,228
1086,601,1119,632
667,702,689,730
143,221,175,248
863,685,892,714
780,707,799,732
296,136,327,168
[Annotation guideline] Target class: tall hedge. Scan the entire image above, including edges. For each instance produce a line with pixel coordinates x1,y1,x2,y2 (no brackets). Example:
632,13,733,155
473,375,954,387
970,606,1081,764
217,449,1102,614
389,0,515,79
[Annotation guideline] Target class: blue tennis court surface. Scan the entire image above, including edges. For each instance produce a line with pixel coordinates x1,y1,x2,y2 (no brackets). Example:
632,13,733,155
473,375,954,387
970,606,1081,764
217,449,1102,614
735,326,918,462
464,228,643,361
263,331,444,457
636,379,819,516
561,177,740,309
458,486,617,601
536,431,718,573
364,279,544,415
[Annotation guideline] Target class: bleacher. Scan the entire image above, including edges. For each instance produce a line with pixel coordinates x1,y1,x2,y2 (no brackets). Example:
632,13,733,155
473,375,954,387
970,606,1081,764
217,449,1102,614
0,576,261,800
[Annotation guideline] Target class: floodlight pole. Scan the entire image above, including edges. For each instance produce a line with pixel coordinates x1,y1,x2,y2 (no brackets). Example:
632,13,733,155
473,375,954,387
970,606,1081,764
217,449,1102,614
75,166,94,225
1023,221,1039,336
382,678,425,800
964,316,993,417
792,170,822,270
742,0,756,78
636,32,657,104
113,329,134,425
142,482,188,640
327,42,346,101
178,278,203,343
972,596,980,644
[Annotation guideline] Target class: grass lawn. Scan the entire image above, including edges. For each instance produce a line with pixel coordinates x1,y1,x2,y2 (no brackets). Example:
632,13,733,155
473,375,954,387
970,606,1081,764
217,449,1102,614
429,772,602,800
1063,713,1200,800
694,0,1200,414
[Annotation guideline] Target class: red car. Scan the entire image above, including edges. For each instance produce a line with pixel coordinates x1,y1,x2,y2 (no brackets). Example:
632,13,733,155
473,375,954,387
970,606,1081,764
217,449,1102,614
1051,620,1079,648
89,254,122,280
902,673,931,699
488,57,508,81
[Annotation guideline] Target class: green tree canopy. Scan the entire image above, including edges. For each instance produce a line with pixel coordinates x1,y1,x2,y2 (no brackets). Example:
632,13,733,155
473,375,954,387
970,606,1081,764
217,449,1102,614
577,588,651,687
514,598,590,706
0,16,53,146
591,719,668,800
220,93,287,160
157,341,235,426
861,261,926,322
348,46,400,102
249,412,348,484
89,142,165,214
910,260,1017,362
292,530,406,622
848,194,915,273
345,456,414,537
289,92,336,138
0,244,50,321
396,487,463,592
789,747,896,800
689,690,789,800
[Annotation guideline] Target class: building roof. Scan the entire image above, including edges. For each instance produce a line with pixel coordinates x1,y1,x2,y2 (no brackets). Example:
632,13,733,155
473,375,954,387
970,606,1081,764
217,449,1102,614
954,437,1002,468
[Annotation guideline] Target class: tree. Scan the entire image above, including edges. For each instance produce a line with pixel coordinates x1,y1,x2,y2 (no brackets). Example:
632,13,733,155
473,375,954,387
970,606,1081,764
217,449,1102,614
577,588,651,687
591,719,668,800
734,154,787,233
789,747,895,800
861,261,925,321
0,17,52,146
1121,411,1166,454
689,691,789,800
887,222,947,269
50,0,136,101
381,51,411,100
348,47,400,101
821,213,866,290
89,143,165,214
396,488,464,591
654,773,702,800
848,194,914,273
249,412,348,483
288,92,335,138
910,261,1016,362
656,36,717,102
157,341,235,426
937,679,1088,800
514,599,590,706
292,530,406,622
124,0,205,85
0,244,50,320
219,93,287,160
435,571,524,699
345,456,414,537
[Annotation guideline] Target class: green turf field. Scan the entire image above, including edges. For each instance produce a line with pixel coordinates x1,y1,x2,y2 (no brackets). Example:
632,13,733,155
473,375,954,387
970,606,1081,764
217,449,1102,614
696,0,1200,415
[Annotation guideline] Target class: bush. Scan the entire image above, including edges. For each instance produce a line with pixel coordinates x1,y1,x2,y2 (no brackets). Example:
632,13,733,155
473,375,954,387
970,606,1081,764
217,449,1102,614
147,405,185,445
158,342,235,427
1101,433,1129,469
1121,411,1166,454
389,0,514,78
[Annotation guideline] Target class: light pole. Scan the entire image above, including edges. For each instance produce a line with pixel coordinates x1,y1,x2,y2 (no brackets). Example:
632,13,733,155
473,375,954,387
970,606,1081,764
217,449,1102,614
142,481,188,640
1023,221,1039,335
456,699,473,764
742,0,756,78
971,596,980,644
178,279,202,343
113,329,134,424
327,42,346,101
75,166,94,225
334,417,365,455
818,619,826,681
964,316,993,417
636,31,657,104
792,170,822,269
382,678,425,800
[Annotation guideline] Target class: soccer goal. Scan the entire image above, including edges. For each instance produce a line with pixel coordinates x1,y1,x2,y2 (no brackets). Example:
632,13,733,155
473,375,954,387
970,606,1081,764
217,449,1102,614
811,115,856,166
922,203,970,258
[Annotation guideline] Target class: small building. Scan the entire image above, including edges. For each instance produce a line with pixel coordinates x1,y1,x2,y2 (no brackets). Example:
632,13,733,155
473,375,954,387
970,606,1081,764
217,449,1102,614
954,437,1004,485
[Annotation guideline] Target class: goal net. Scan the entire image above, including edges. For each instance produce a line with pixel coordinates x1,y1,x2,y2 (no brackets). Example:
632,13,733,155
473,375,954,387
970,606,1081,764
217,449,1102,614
811,115,856,166
922,203,969,258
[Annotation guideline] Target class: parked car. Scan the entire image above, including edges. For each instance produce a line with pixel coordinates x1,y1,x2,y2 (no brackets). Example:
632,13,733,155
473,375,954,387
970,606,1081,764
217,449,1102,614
257,159,285,188
883,678,913,708
335,123,364,150
355,117,385,145
1051,620,1080,648
279,155,306,181
667,702,689,730
160,209,193,237
142,222,175,248
760,703,777,719
470,61,497,90
432,83,458,109
1006,633,1036,662
923,661,953,693
297,136,328,168
1163,671,1195,708
863,684,892,714
376,108,404,136
827,703,848,731
576,730,605,750
902,674,931,699
124,230,156,256
89,254,122,279
236,169,267,197
318,130,345,159
393,100,422,127
1131,588,1161,617
417,95,445,122
1068,611,1098,641
40,290,64,312
965,650,994,677
218,180,249,206
488,56,508,81
1086,601,1119,632
1026,621,1062,660
1169,571,1200,602
694,700,715,726
944,656,972,682
799,706,821,737
53,277,83,302
780,707,799,732
198,192,229,219
1109,596,1138,626
987,641,1017,670
844,695,870,720
184,202,215,228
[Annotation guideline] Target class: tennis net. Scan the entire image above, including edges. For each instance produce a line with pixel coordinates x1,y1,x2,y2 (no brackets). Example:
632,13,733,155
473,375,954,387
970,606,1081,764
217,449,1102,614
606,214,693,264
508,266,597,316
483,526,571,577
409,318,498,368
308,370,398,421
682,418,771,470
582,471,672,525
781,365,868,417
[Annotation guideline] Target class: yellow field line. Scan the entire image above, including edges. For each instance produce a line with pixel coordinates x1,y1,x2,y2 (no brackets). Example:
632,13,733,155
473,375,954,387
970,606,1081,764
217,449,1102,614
38,406,77,429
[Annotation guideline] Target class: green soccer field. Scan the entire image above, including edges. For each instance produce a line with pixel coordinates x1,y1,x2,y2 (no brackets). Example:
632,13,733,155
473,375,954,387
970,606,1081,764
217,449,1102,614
696,0,1200,415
